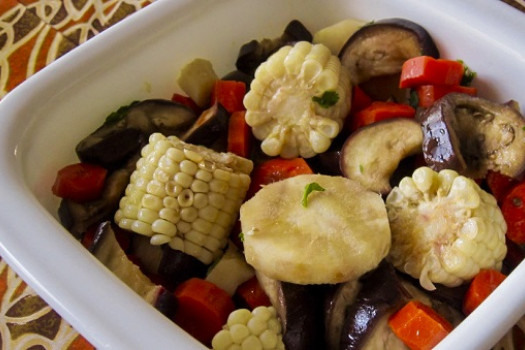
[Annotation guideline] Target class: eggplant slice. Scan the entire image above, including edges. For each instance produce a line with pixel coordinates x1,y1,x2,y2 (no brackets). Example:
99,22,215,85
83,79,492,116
417,93,525,179
339,18,439,86
76,99,197,169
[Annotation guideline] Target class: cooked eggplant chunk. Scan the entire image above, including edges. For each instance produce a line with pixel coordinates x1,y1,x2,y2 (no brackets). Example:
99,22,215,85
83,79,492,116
235,19,313,76
417,93,525,179
256,272,325,350
339,262,411,350
89,222,177,316
339,18,439,85
157,247,208,291
181,102,229,148
59,154,139,237
76,99,197,168
340,118,423,194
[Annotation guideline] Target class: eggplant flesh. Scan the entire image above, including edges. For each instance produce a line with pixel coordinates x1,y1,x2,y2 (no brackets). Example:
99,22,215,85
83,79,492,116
418,93,525,179
76,99,197,168
339,18,439,86
181,102,229,151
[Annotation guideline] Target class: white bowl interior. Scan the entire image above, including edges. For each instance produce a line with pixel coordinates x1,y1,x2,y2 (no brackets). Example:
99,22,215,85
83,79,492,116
0,0,524,348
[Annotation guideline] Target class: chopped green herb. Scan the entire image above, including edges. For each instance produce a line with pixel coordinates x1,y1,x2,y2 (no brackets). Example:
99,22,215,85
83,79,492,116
239,232,245,242
103,100,139,126
457,60,477,86
312,91,339,108
302,182,326,207
522,126,525,131
359,164,364,173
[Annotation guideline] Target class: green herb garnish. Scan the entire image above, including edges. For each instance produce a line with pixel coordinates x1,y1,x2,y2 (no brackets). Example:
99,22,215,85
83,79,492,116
408,89,419,109
312,91,339,108
239,232,245,242
457,60,477,86
302,182,326,207
103,100,139,125
359,164,364,174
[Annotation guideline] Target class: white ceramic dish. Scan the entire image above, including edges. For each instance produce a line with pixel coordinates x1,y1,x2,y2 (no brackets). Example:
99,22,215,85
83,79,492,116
0,0,524,348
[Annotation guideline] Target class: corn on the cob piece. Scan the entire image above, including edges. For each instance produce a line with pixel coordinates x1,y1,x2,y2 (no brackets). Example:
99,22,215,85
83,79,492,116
212,306,285,350
244,41,352,159
385,166,507,291
114,133,253,265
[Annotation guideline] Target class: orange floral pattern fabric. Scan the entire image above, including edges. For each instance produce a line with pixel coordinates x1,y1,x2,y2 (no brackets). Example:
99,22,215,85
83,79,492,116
0,1,151,348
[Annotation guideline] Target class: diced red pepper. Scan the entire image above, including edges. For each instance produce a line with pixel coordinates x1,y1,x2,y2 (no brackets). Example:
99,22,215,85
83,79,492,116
210,80,246,114
234,276,272,310
351,101,415,131
399,56,464,89
247,158,313,198
171,93,202,115
52,162,108,202
416,84,477,108
227,110,252,158
173,278,235,347
485,170,518,204
501,181,525,244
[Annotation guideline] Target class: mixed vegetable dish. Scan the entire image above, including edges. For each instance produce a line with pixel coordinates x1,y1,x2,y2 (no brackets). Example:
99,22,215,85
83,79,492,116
51,15,525,350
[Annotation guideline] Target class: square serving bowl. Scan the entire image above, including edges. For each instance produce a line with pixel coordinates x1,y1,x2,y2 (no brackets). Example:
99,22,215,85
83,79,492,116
0,0,524,348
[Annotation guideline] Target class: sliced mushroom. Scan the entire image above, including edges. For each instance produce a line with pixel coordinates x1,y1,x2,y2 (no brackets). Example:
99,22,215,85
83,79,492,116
417,93,525,179
181,102,229,150
340,118,423,194
339,18,439,86
76,99,197,168
235,19,313,76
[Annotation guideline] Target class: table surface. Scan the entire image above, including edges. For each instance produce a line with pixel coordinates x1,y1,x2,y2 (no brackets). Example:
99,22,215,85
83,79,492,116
0,0,523,348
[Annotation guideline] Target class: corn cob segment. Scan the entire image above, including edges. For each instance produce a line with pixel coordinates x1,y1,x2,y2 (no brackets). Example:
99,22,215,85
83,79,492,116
244,41,352,159
212,306,285,350
115,133,253,265
385,167,507,291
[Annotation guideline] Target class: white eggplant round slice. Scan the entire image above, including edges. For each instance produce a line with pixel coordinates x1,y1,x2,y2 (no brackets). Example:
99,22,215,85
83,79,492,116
240,174,390,284
340,118,423,194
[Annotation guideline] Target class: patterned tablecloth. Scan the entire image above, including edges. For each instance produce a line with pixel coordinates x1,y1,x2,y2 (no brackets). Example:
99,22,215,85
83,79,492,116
0,0,523,348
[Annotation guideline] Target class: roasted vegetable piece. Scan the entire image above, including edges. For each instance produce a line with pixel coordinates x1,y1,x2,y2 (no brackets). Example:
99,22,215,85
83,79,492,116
312,18,366,55
241,174,390,284
173,278,235,347
350,101,415,131
462,269,506,316
76,99,197,169
415,84,477,108
52,162,108,202
417,93,525,179
399,56,464,88
501,181,525,244
181,102,229,149
339,18,439,86
385,167,507,290
114,133,253,265
212,306,285,350
340,118,423,194
177,58,219,108
388,300,453,350
244,41,351,159
236,19,313,76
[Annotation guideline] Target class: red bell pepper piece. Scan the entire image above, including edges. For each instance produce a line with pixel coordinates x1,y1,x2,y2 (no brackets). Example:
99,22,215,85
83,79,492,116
210,80,246,114
399,56,464,89
485,170,518,204
234,276,271,310
246,157,313,198
227,110,252,158
462,269,506,315
351,101,415,131
501,181,525,244
52,162,108,202
171,93,202,115
416,84,477,108
173,278,235,346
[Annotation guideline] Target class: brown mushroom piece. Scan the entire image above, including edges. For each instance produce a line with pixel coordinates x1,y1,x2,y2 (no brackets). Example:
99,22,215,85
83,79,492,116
340,118,423,194
339,18,439,103
417,93,525,179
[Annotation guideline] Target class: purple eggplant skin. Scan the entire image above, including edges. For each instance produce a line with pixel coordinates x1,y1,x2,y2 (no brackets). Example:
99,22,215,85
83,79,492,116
181,102,229,151
339,261,411,350
76,99,197,169
235,19,313,76
339,18,440,86
157,247,208,291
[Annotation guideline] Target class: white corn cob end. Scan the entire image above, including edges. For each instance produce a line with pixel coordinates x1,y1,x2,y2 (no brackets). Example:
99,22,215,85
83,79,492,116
244,41,351,159
115,133,253,265
385,167,507,290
